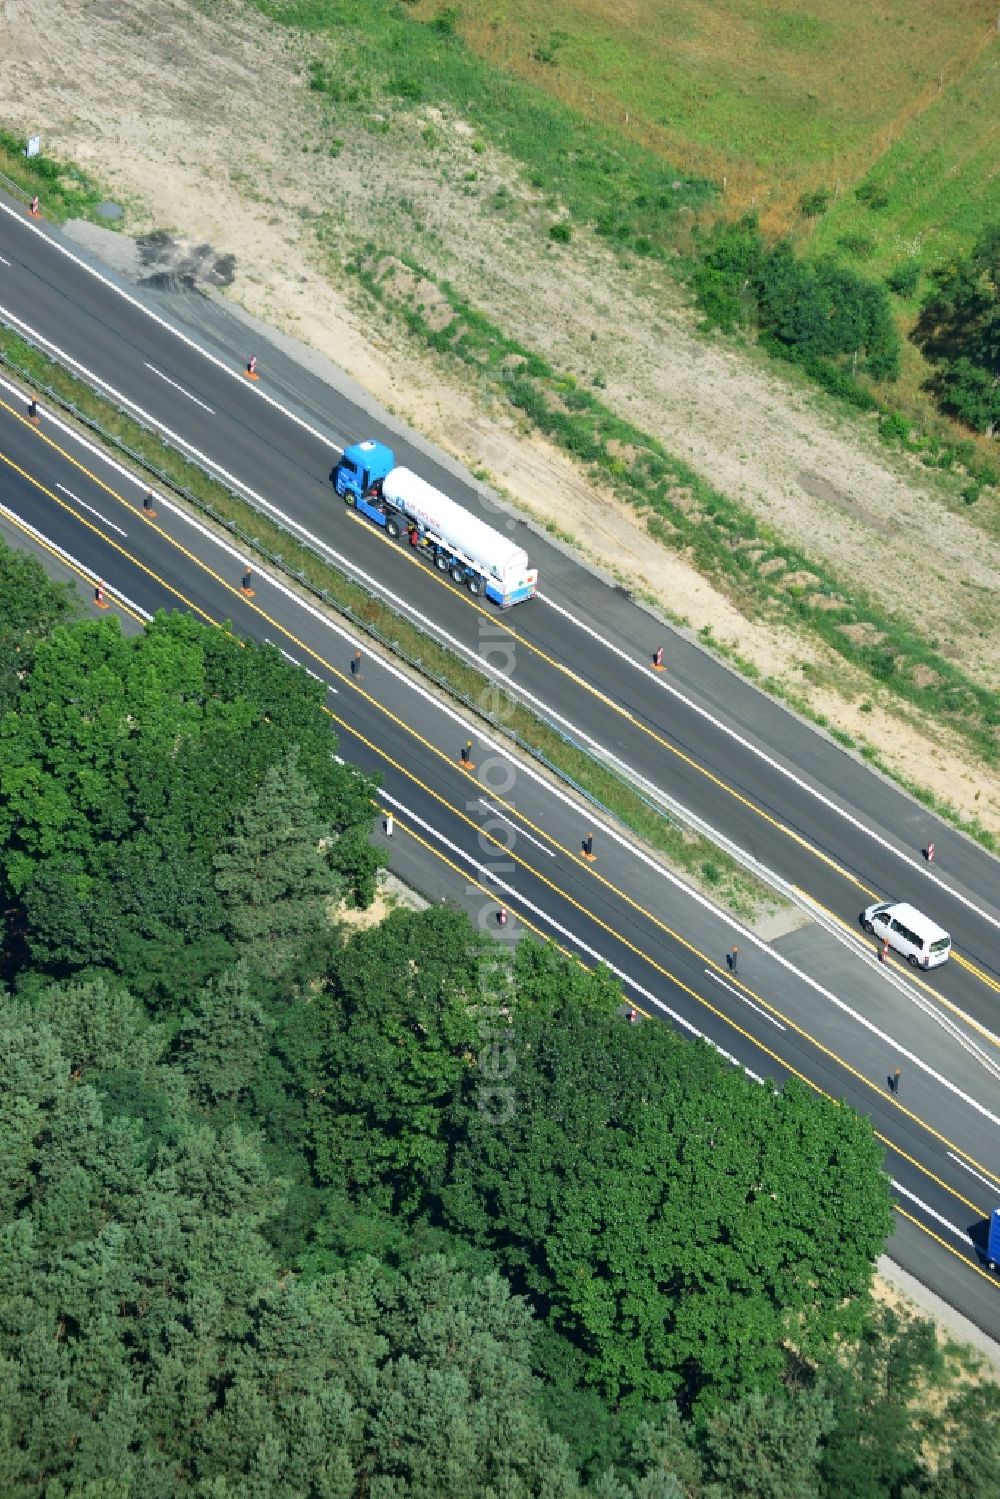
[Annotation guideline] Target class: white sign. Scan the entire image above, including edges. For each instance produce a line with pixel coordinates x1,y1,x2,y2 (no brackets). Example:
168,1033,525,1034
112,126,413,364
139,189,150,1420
25,135,40,159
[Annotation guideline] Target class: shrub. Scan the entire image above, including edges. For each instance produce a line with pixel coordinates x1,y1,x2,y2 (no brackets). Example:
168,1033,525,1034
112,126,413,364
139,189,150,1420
856,179,890,210
886,262,921,297
934,357,1000,434
838,231,875,260
430,5,460,36
390,74,422,101
879,410,911,443
532,30,569,66
549,220,572,244
799,188,831,217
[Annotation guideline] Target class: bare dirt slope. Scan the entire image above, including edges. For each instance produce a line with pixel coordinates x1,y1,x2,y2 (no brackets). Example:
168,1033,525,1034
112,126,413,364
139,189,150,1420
1,0,997,832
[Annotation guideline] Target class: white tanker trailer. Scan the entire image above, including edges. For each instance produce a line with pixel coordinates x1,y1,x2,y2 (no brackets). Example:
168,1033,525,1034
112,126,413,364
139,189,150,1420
334,439,537,607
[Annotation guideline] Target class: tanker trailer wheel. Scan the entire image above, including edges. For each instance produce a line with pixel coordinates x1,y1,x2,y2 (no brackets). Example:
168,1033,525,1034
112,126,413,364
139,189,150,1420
435,553,450,571
450,566,466,584
386,518,401,540
466,575,483,596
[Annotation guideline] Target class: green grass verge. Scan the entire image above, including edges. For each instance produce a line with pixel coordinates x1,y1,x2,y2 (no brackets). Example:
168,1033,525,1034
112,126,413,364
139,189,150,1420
256,0,713,256
345,247,999,839
0,130,107,222
0,325,772,916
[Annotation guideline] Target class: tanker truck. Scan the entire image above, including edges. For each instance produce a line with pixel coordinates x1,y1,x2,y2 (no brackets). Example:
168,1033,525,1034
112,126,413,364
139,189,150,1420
333,440,537,607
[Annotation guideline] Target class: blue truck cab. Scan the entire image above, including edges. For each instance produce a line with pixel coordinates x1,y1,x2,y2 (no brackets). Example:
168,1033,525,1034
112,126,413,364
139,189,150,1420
988,1207,1000,1271
334,440,402,532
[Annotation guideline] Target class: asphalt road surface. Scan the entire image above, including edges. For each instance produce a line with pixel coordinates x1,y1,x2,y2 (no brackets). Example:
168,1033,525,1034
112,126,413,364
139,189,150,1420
1,199,997,1044
1,379,998,1347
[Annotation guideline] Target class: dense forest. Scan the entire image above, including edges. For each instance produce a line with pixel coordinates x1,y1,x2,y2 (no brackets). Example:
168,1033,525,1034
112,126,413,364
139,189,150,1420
1,539,997,1495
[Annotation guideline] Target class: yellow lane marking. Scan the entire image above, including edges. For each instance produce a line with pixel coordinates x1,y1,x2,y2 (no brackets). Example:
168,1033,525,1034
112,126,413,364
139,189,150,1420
335,719,1000,1214
954,951,1000,996
0,443,220,628
8,421,998,1218
351,510,876,893
892,1202,999,1287
798,886,1000,1052
371,807,570,956
0,500,150,628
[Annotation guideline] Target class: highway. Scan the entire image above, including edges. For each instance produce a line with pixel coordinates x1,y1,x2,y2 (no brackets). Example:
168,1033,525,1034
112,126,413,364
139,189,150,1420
1,198,997,1046
1,377,999,1343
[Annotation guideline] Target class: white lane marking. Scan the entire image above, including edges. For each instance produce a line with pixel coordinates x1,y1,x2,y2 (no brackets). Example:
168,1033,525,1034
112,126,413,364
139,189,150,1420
7,266,993,947
56,482,128,536
14,385,1000,1132
0,499,151,619
705,969,785,1029
4,200,993,939
0,254,11,267
0,201,342,452
263,637,334,690
537,590,1000,934
144,362,215,413
278,646,325,683
891,1179,974,1246
378,786,764,1084
478,798,555,857
947,1152,1000,1193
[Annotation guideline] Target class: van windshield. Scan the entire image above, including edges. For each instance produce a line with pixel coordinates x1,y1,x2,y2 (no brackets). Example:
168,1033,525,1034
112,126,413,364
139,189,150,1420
930,937,950,953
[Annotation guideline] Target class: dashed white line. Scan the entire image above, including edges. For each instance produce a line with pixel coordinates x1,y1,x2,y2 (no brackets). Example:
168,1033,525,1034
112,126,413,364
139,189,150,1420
263,638,334,690
56,482,129,537
706,968,786,1029
11,384,1000,1134
3,200,994,941
144,363,215,413
0,254,11,267
0,201,338,450
537,590,1000,934
478,798,555,856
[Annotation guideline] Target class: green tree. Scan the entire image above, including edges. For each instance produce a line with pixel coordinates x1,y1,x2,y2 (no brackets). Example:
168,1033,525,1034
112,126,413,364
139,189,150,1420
917,223,1000,429
0,975,581,1496
0,538,78,719
273,907,486,1211
695,216,899,380
933,357,1000,434
819,1304,941,1499
906,1385,1000,1499
176,962,276,1109
701,1385,832,1498
443,989,892,1411
0,614,380,992
214,748,346,973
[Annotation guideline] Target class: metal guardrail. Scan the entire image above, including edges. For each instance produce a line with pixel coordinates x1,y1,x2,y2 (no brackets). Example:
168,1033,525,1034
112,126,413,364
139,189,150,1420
0,170,28,203
0,329,674,839
5,327,1000,1076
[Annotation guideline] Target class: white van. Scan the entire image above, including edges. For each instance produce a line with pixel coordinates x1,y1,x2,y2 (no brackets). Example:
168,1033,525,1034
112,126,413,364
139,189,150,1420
862,900,951,969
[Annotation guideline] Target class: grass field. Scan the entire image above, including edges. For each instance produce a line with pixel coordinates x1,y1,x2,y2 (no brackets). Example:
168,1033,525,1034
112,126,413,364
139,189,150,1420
411,0,999,234
806,38,1000,271
267,0,999,263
